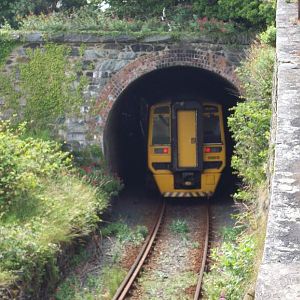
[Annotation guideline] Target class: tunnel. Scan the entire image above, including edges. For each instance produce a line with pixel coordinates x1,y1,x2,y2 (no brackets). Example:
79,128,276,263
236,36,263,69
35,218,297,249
103,66,240,196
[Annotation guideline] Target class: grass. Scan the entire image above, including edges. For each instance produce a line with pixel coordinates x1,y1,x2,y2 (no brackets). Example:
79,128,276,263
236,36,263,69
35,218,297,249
101,266,127,298
102,221,148,246
0,176,108,286
139,271,197,300
55,266,126,300
54,220,148,299
101,221,148,263
202,225,257,300
68,247,92,269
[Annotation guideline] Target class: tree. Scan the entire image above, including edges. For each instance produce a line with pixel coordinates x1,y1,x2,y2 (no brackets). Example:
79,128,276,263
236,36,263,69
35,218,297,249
0,0,86,28
96,0,193,19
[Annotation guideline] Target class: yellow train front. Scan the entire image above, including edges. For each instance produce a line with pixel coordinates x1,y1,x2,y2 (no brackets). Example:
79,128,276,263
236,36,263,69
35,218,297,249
148,101,226,198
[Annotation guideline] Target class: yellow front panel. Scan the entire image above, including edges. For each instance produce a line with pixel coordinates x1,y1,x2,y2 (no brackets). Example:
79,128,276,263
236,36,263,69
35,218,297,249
177,110,197,168
153,173,221,196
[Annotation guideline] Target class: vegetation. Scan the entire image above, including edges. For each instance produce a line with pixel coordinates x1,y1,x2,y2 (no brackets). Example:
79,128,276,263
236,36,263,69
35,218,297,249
0,39,17,66
55,266,126,300
53,220,148,299
139,270,197,299
259,24,276,47
170,219,189,235
1,43,87,135
0,121,122,297
229,41,275,202
0,1,276,298
15,6,244,39
203,226,256,300
0,33,122,298
0,0,86,28
1,0,275,37
102,221,148,246
99,0,276,29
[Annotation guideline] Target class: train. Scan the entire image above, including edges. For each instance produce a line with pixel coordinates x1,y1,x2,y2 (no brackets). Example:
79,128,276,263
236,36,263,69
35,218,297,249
147,101,226,197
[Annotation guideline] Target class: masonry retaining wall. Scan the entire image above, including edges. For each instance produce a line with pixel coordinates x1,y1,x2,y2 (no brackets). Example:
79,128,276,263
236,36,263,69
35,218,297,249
1,35,247,148
255,1,300,298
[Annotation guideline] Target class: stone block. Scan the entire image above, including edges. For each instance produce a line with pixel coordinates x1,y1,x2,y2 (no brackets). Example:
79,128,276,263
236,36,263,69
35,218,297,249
24,32,43,42
143,35,172,43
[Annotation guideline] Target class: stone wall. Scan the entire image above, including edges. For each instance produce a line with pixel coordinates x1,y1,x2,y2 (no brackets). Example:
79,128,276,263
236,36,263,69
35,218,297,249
255,0,300,298
1,35,247,148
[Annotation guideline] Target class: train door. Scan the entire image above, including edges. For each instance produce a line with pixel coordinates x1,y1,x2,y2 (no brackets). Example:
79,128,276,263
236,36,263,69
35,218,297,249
177,110,197,168
172,102,203,189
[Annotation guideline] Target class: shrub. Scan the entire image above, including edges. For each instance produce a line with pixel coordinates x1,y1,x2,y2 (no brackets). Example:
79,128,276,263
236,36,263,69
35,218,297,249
193,0,275,28
237,44,275,103
75,145,124,198
16,3,263,36
228,42,275,202
0,121,71,214
0,0,86,28
228,100,271,188
95,0,173,19
259,25,276,47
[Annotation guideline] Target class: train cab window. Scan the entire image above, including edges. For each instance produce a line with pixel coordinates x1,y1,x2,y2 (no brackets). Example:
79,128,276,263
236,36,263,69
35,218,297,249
152,107,170,145
154,106,170,114
204,115,221,143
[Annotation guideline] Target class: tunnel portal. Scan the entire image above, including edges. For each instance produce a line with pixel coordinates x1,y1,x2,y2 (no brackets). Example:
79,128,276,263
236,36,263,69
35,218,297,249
103,66,240,193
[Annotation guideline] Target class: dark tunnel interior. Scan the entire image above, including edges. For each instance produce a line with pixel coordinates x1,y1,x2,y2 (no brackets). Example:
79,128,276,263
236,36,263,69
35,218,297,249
103,66,240,196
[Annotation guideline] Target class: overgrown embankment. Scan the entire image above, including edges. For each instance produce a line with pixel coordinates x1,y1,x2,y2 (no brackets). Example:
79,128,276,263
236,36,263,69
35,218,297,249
203,29,275,299
0,122,123,298
0,37,122,299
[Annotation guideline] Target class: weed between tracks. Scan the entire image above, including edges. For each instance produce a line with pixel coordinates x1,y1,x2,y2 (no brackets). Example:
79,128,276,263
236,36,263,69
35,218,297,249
103,221,148,246
139,271,197,300
170,219,189,236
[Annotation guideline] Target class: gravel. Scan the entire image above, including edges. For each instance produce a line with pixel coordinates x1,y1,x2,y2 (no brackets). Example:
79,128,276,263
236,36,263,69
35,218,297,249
128,200,209,300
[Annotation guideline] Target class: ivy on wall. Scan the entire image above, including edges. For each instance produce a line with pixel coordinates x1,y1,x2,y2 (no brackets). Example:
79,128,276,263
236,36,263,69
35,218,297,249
1,43,88,136
0,39,17,66
19,44,87,132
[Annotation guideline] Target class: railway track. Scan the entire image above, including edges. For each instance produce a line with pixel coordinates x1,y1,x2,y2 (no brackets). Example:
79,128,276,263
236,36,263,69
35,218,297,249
112,200,210,300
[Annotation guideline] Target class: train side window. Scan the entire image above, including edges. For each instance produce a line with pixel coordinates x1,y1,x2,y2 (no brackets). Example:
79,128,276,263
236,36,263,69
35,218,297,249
152,113,170,145
204,115,221,143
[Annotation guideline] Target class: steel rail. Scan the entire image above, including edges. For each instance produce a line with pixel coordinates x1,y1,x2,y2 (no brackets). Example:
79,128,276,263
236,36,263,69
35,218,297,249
193,205,210,300
112,200,166,300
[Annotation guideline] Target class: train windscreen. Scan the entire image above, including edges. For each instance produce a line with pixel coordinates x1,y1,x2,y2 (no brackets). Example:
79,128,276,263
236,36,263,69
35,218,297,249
204,115,221,143
152,108,170,145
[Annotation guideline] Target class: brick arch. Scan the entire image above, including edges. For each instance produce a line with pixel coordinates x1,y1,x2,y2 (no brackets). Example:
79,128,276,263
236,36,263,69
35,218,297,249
95,48,240,127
